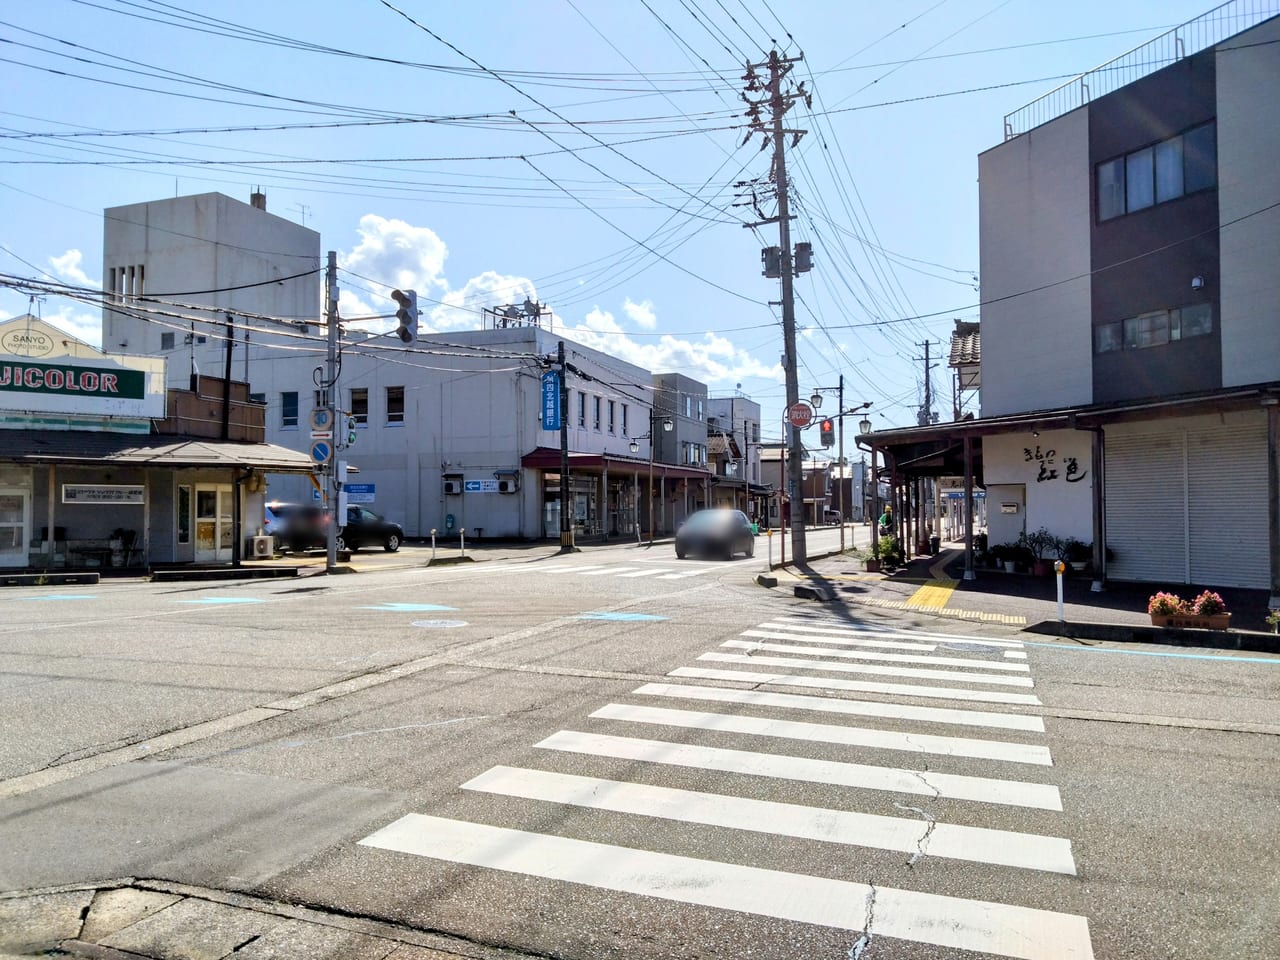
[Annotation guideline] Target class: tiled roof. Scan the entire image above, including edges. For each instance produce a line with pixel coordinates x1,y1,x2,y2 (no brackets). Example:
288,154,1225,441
949,321,980,366
0,429,315,471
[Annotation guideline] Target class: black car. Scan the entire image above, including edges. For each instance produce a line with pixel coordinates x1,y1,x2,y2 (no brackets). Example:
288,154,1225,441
339,505,403,553
270,502,403,553
675,508,756,560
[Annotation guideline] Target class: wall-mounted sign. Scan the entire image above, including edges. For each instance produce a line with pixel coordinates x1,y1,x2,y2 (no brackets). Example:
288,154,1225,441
0,328,56,357
0,361,145,399
346,483,375,503
463,479,499,493
62,484,145,504
1000,502,1020,514
541,371,561,430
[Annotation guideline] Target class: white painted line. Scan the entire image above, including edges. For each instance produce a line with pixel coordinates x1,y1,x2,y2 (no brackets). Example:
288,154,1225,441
617,568,675,578
590,703,1052,765
462,766,1076,874
658,569,714,579
668,666,1043,706
774,617,1026,649
1005,650,1029,659
725,639,1031,672
576,566,639,576
360,815,1092,959
537,731,1063,810
698,652,1035,688
632,682,1046,732
538,565,605,574
744,627,937,652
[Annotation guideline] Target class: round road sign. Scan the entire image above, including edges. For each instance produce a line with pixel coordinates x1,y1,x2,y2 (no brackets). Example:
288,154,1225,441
787,401,814,428
310,440,333,465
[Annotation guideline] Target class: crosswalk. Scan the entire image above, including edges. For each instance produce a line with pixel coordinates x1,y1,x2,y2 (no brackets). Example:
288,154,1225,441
358,611,1094,959
473,558,727,580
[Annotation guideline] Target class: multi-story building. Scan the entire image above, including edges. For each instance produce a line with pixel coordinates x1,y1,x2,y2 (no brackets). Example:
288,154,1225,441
866,4,1280,601
102,191,715,541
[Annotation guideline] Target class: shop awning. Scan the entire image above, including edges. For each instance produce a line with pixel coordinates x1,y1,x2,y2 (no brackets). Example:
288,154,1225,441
0,429,316,472
520,446,712,481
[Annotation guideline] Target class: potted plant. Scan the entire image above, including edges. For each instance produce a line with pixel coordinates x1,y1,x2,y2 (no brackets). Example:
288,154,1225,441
877,535,902,570
1147,590,1231,630
1060,538,1091,572
1019,528,1059,576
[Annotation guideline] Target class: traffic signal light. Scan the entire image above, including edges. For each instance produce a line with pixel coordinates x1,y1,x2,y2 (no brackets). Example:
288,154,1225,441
819,418,835,447
391,289,418,343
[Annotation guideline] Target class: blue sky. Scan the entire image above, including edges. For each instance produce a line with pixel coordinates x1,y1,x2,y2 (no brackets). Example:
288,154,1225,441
0,0,1222,443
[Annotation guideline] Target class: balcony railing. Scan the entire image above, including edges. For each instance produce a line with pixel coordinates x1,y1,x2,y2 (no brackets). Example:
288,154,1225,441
1003,0,1280,140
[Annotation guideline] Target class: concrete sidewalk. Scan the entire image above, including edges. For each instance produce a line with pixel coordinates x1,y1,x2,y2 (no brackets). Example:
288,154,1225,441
0,879,523,960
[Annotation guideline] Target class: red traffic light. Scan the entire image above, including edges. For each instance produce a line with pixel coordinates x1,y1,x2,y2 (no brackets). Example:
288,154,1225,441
819,418,835,447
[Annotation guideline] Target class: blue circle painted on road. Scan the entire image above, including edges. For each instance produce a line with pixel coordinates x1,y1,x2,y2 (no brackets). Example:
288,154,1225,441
412,619,468,629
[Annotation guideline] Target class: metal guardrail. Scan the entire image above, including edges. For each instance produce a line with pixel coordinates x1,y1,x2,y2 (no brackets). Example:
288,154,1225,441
1003,0,1280,139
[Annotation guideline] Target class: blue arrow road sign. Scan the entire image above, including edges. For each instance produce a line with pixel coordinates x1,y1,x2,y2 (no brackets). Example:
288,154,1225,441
541,371,561,430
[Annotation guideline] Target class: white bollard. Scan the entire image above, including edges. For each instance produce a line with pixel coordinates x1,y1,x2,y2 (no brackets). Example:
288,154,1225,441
766,528,773,570
431,529,437,562
1055,560,1066,622
460,528,466,558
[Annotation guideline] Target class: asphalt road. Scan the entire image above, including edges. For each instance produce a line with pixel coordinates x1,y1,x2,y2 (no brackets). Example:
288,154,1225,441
1,534,1277,959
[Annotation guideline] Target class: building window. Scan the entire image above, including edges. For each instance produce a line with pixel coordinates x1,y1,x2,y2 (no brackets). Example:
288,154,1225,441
697,399,704,420
1097,121,1216,222
593,396,601,430
685,395,692,417
160,332,174,351
386,386,405,424
249,392,266,405
608,400,616,434
281,391,298,428
1094,304,1214,354
350,387,368,425
578,391,587,427
314,389,327,409
621,404,628,436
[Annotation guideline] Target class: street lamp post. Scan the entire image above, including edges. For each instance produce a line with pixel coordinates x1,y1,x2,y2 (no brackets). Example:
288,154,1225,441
857,414,878,560
631,412,673,546
810,377,871,553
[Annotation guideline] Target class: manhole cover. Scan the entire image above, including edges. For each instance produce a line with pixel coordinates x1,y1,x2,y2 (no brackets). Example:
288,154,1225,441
412,620,468,629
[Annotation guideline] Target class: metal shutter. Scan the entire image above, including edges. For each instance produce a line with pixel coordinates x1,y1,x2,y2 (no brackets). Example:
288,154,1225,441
1187,424,1269,589
1105,432,1188,583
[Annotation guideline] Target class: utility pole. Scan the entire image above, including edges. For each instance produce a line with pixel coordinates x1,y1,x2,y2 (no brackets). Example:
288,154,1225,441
836,373,845,553
742,50,810,565
324,251,339,573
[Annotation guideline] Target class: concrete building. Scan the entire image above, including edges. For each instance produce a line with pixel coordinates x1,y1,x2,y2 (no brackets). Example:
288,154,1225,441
0,314,311,571
865,5,1280,600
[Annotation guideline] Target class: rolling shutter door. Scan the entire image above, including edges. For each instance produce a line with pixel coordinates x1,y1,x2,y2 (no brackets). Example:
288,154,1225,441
1187,424,1269,589
1105,432,1187,583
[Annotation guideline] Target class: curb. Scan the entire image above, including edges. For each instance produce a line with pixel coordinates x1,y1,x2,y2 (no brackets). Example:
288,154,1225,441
1026,619,1280,653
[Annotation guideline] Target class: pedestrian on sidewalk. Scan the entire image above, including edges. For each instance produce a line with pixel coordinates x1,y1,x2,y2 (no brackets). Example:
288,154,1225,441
878,505,893,538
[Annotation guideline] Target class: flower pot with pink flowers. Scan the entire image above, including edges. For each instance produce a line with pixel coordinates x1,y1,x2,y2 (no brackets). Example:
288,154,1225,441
1147,590,1231,630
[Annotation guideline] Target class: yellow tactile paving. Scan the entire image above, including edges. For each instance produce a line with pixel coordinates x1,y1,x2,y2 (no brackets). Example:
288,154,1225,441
906,578,959,610
855,596,1026,626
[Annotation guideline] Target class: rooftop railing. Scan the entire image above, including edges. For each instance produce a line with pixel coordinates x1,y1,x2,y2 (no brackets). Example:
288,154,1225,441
1003,1,1280,140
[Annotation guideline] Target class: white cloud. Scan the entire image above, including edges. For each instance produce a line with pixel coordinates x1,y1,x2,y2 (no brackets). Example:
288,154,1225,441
340,214,448,292
622,298,656,330
38,306,102,349
561,305,781,388
48,249,98,288
430,271,536,333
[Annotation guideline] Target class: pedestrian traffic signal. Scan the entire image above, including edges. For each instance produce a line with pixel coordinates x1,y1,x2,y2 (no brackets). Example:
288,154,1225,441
819,418,835,447
391,288,418,343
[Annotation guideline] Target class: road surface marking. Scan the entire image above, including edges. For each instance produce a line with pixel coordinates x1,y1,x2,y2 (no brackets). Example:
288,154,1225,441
617,568,675,577
175,597,264,605
724,638,1031,672
632,682,1046,732
658,569,716,578
745,626,937,651
590,703,1052,765
462,766,1076,874
358,815,1092,959
906,579,959,609
668,666,1043,706
576,612,668,622
698,651,1036,687
1005,650,1029,659
576,566,639,576
359,602,458,611
537,564,605,574
772,616,1026,647
536,731,1063,809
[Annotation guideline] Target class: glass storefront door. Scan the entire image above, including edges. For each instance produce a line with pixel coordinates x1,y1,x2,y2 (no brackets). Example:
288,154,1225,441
0,490,29,568
194,485,234,562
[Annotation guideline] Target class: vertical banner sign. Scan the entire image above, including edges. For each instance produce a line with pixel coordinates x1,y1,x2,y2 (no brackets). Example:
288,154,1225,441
541,371,561,431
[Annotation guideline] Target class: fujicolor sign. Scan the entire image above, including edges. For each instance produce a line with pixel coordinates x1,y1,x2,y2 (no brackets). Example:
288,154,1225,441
0,361,145,399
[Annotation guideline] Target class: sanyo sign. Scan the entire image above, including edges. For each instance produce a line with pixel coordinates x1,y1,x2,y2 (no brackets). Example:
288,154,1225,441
0,316,165,421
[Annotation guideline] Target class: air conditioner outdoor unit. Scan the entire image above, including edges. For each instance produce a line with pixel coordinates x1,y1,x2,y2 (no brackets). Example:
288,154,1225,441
497,478,518,494
443,479,463,495
251,535,274,559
